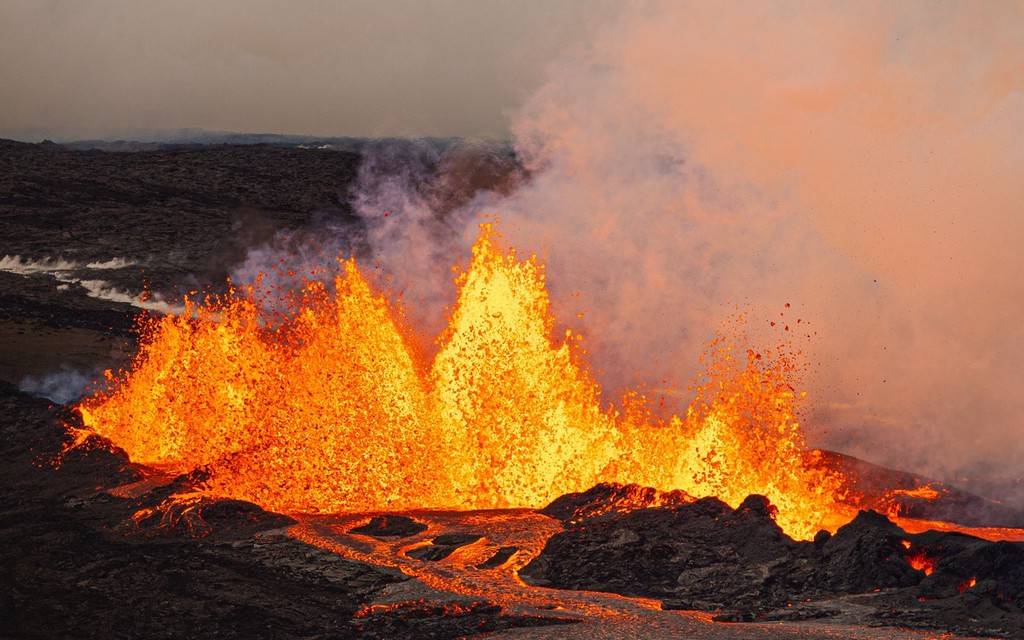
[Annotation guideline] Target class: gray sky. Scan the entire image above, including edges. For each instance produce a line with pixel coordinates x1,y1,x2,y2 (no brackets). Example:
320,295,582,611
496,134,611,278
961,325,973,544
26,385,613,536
0,0,612,141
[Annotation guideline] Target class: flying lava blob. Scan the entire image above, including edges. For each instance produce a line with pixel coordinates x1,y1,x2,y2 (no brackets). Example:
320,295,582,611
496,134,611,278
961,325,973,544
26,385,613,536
79,223,849,540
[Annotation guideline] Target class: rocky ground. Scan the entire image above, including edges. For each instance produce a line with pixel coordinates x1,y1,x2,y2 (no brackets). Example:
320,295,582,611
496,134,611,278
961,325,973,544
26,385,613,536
5,378,1017,638
2,138,1022,639
522,493,1024,637
0,138,362,292
0,383,566,639
0,137,518,394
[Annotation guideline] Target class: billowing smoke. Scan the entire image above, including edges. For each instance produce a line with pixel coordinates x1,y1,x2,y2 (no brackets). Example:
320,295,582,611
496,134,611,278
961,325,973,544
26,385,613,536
237,2,1023,497
232,138,521,335
485,1,1024,493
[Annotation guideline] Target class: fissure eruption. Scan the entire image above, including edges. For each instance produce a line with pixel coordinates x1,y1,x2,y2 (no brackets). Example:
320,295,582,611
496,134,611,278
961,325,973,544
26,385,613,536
79,223,852,539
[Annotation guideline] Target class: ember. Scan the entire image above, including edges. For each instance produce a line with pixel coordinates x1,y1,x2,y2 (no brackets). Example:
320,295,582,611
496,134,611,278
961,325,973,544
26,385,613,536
957,576,977,593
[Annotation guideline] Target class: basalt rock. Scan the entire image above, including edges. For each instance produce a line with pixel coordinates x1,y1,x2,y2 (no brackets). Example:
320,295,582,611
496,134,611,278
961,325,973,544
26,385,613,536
406,533,483,561
541,481,694,524
0,385,545,639
477,546,518,569
351,600,576,639
524,487,1024,637
351,514,428,539
808,509,921,593
523,495,810,610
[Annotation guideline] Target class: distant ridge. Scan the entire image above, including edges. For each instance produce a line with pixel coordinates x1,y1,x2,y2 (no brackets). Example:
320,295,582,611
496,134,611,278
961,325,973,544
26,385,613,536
0,128,511,153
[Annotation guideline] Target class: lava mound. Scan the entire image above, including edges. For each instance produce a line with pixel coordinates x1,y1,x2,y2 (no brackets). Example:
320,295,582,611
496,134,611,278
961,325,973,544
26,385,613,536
523,488,1024,637
350,515,428,539
541,482,694,524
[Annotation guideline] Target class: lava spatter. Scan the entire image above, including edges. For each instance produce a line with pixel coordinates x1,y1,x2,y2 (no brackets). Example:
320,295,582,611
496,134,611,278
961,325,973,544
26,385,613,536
79,223,848,539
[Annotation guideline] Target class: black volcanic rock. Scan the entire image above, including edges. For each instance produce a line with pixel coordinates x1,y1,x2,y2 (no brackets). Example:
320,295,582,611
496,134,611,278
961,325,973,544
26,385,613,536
522,487,1024,636
522,495,808,610
128,495,297,540
478,546,518,569
406,533,483,561
0,384,465,639
351,514,428,539
808,510,921,593
0,383,573,639
351,600,575,638
541,481,694,524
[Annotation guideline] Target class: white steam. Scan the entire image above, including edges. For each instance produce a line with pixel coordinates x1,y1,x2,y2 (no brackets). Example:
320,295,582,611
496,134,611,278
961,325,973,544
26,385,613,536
0,255,135,274
0,254,182,313
233,3,1023,493
337,3,1024,489
486,1,1024,487
19,365,97,405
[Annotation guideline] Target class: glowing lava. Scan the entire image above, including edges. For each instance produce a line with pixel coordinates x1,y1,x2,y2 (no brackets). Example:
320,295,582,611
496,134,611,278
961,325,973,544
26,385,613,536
79,223,850,539
906,548,936,576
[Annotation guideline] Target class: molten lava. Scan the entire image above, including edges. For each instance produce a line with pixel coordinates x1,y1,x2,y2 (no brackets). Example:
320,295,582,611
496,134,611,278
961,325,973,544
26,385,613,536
79,223,851,539
906,548,936,575
957,576,977,593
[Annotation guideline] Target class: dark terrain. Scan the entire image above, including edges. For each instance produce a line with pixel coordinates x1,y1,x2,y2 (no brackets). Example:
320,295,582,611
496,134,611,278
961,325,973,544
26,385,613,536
0,137,518,389
3,138,1024,639
0,383,567,639
0,138,548,639
0,138,364,387
524,491,1024,637
1,138,363,288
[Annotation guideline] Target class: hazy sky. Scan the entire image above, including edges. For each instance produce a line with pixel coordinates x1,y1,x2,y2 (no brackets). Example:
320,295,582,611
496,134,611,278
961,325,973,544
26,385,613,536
0,0,613,140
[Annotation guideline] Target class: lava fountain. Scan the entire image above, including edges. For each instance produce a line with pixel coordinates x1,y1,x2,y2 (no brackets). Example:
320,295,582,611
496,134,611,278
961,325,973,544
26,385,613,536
79,223,851,540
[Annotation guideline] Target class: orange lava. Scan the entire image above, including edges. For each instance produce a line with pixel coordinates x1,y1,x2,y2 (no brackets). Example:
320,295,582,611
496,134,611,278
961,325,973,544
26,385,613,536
957,577,977,593
879,483,946,519
893,517,1024,543
888,485,943,500
78,223,853,539
906,548,936,575
354,600,479,618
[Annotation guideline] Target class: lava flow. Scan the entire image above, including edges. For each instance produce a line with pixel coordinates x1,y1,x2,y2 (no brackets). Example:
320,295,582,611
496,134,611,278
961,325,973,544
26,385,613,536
79,223,851,539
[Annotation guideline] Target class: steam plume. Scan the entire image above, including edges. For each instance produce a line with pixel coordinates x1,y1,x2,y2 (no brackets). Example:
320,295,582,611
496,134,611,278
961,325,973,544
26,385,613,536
238,2,1023,498
485,1,1024,491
